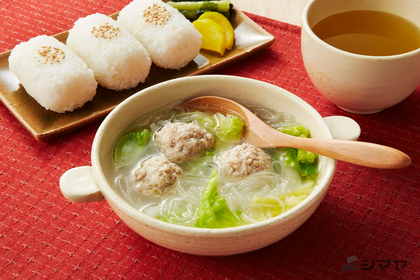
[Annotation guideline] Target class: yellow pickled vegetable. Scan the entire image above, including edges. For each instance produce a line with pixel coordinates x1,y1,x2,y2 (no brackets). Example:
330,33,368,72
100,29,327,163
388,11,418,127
197,11,234,50
193,18,227,56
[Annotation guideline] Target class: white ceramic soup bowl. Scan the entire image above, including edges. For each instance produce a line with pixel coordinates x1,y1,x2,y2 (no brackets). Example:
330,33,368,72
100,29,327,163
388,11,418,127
60,75,359,256
301,0,420,114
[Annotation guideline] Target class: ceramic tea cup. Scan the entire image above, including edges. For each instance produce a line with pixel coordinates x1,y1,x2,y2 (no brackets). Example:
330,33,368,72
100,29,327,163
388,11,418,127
59,75,360,256
301,0,420,114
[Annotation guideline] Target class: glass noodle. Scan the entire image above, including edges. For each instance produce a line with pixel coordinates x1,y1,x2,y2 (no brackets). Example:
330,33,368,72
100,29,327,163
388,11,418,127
111,101,319,228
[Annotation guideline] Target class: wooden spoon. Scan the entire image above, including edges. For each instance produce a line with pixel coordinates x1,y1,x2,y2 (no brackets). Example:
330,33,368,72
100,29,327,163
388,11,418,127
180,96,411,169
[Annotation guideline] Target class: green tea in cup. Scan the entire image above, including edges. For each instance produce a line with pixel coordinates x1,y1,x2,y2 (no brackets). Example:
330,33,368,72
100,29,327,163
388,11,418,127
311,10,420,56
301,0,420,114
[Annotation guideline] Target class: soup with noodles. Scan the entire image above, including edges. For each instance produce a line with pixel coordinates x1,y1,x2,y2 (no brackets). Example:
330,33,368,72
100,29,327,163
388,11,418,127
110,101,320,228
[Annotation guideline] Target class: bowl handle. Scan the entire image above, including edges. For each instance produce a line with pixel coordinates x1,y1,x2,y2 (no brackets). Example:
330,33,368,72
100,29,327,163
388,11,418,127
59,166,105,203
323,116,361,141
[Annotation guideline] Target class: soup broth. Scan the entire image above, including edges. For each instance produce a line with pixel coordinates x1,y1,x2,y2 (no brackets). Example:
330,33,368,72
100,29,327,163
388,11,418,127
311,10,420,56
111,102,319,228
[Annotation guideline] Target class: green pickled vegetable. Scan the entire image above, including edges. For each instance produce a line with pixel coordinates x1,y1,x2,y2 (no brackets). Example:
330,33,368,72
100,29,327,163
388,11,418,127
194,170,242,228
113,129,151,167
177,9,230,20
168,1,232,13
171,0,221,2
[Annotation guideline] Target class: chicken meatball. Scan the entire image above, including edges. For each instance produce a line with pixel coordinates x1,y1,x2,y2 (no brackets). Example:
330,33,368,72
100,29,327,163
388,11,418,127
134,156,183,196
217,143,271,179
155,122,214,163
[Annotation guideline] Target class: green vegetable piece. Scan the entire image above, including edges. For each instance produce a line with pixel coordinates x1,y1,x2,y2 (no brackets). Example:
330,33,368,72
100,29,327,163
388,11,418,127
300,161,319,178
283,148,300,169
194,170,242,228
178,9,208,20
279,124,319,180
280,124,310,138
177,9,230,20
283,148,318,179
113,129,151,167
201,2,218,10
214,113,244,143
171,0,221,2
194,112,244,150
168,1,232,13
203,149,214,157
297,149,317,164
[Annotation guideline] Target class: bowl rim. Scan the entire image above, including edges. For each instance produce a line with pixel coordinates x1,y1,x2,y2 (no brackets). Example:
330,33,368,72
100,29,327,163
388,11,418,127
91,75,337,236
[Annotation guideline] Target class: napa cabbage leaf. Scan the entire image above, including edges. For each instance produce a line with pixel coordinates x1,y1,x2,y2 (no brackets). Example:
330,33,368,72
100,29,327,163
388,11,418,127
194,170,242,228
113,129,151,167
195,113,244,143
278,124,319,181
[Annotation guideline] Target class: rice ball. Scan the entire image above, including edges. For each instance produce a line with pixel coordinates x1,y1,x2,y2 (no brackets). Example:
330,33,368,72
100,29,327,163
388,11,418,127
67,13,151,91
8,35,98,113
117,0,202,70
134,156,183,196
217,143,272,179
155,122,214,163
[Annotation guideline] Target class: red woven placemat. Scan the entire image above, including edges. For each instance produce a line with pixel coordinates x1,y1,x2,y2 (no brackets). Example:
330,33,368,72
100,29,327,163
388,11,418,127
1,1,419,279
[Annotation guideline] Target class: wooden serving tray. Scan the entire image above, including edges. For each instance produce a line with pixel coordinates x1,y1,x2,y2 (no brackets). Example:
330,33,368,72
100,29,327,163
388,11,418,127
0,8,275,141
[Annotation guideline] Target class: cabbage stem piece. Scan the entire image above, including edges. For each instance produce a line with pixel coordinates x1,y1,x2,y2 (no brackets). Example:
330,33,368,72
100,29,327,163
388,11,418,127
253,186,314,216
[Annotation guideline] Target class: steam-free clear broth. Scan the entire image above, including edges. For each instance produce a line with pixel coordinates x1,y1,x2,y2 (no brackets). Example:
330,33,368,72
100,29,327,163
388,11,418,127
311,10,420,56
110,102,319,227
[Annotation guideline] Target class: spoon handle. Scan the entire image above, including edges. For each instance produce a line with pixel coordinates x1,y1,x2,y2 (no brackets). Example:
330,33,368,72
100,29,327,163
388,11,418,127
241,104,411,169
272,135,411,169
181,96,411,169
